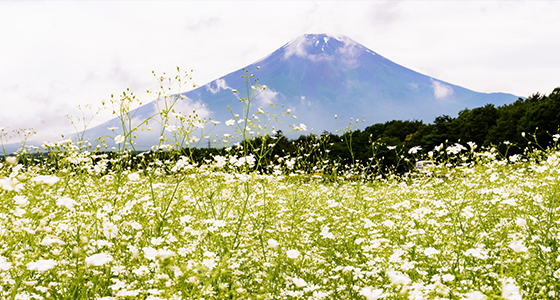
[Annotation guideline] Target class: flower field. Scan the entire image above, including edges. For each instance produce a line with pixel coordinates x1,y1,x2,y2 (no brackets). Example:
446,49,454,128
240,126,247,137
1,142,560,300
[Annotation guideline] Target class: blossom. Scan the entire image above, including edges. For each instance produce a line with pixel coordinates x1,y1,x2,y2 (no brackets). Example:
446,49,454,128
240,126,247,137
40,236,66,246
56,196,77,209
202,258,217,270
286,249,301,259
424,247,440,256
32,175,60,186
27,259,57,271
463,291,487,300
502,278,522,300
292,277,307,288
225,119,235,126
0,178,23,192
408,146,422,154
359,287,384,300
114,135,125,144
515,217,526,227
387,270,411,285
509,241,528,253
85,253,113,266
14,195,29,207
103,222,119,239
267,239,279,248
5,156,17,166
127,172,140,181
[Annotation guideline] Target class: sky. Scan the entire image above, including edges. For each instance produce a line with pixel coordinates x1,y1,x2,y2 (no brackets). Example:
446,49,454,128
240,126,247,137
1,0,560,143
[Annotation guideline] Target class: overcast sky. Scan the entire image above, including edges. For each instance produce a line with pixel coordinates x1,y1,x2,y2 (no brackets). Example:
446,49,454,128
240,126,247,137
1,1,559,142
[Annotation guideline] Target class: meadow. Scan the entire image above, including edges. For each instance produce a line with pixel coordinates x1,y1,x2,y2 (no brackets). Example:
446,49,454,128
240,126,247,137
1,70,559,299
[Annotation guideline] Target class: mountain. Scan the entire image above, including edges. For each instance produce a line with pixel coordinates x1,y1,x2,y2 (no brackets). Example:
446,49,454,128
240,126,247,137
8,33,520,153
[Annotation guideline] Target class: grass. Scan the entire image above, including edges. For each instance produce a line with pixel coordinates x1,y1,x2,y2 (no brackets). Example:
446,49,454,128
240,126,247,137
0,141,559,300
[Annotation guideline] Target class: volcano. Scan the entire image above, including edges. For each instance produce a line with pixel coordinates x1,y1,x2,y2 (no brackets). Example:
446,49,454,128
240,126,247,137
9,34,520,152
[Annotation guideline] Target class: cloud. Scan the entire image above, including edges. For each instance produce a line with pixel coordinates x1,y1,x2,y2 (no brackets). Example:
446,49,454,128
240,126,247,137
206,79,230,94
335,36,361,68
431,79,454,99
283,35,310,59
255,88,279,106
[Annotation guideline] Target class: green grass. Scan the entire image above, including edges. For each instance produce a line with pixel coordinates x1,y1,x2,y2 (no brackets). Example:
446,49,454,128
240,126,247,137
1,143,559,300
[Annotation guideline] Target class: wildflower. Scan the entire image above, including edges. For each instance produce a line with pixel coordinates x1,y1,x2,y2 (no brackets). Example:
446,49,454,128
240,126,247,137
27,259,57,272
0,257,11,271
359,287,384,300
292,277,307,288
103,222,119,239
408,146,421,154
267,239,279,248
56,196,77,209
202,258,217,270
85,253,113,266
424,247,440,256
5,156,17,165
387,146,396,150
515,217,526,228
502,278,522,300
509,241,528,253
32,175,60,186
225,119,235,126
40,236,66,246
14,195,29,207
0,178,23,192
463,291,487,300
114,135,125,144
127,172,140,181
387,270,411,285
286,249,301,259
382,220,395,228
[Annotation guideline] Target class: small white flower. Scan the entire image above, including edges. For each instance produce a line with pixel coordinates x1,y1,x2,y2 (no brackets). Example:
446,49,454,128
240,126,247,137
27,259,57,271
509,241,528,253
5,156,17,166
114,135,125,144
382,220,395,228
359,287,384,300
85,253,113,266
292,277,307,288
286,249,300,259
424,247,440,256
56,196,77,209
502,278,522,300
40,236,65,246
32,175,60,186
225,119,235,126
14,195,29,207
127,172,140,181
515,217,526,227
267,239,279,248
463,291,487,300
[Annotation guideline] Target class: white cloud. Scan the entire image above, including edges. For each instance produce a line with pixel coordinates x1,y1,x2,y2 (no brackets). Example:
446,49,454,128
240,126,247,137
255,88,279,106
206,79,230,94
283,35,310,59
431,79,454,99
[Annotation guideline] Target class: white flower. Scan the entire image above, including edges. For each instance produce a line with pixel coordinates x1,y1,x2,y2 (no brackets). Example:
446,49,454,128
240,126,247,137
286,249,300,259
5,156,17,166
225,119,235,126
387,146,396,150
85,253,113,266
56,196,77,209
267,239,279,248
157,249,176,260
424,247,440,256
32,175,60,186
14,195,29,207
382,220,395,228
127,172,140,181
0,178,23,192
515,217,526,227
114,135,125,144
387,270,411,285
27,259,57,271
359,287,384,300
509,241,528,253
292,277,307,288
40,236,65,246
502,278,522,300
103,222,119,239
143,247,159,260
408,146,422,154
463,291,487,300
441,274,455,282
202,258,217,270
0,257,11,271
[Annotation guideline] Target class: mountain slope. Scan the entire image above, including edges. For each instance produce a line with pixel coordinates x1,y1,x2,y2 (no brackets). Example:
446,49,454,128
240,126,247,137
8,33,520,152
